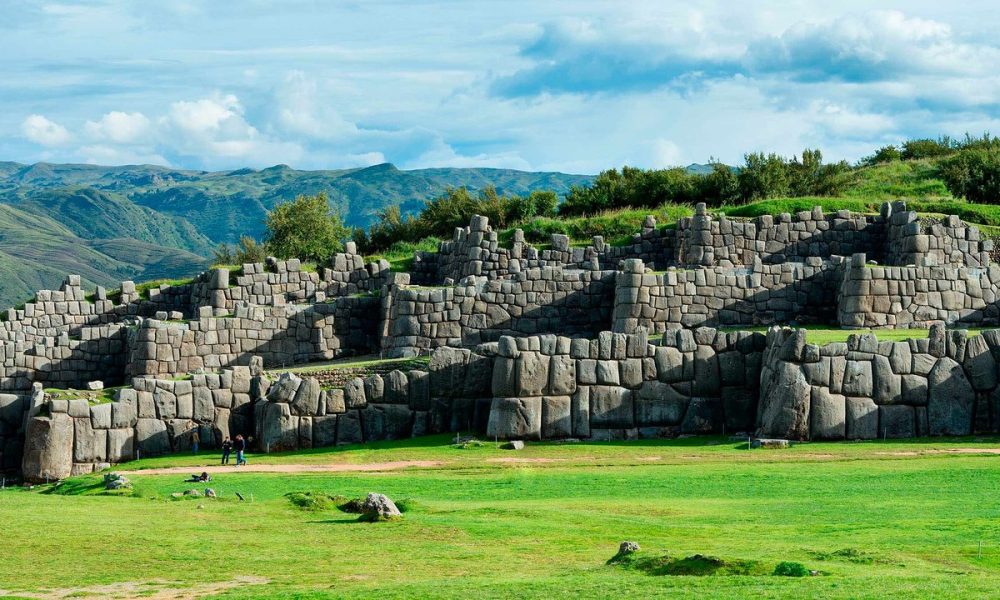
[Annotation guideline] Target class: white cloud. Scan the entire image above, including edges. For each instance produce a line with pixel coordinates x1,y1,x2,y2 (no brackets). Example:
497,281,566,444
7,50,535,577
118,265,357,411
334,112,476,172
403,137,532,170
158,93,305,166
78,144,169,166
84,111,152,143
650,139,683,168
21,114,72,146
272,71,358,141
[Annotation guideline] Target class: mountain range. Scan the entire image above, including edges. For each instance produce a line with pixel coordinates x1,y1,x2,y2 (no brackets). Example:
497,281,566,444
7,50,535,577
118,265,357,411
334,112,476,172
0,161,593,308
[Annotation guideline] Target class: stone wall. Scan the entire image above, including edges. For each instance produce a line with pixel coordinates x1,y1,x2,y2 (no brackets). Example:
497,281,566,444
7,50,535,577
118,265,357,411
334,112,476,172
254,347,493,453
757,324,1000,440
383,267,616,357
21,366,257,481
20,348,490,480
0,387,38,473
611,257,844,332
485,328,765,440
837,253,1000,328
884,204,993,268
128,295,381,378
194,253,391,314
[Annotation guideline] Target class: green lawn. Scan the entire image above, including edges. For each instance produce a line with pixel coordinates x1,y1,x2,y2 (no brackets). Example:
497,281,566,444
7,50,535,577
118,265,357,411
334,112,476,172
3,435,1000,598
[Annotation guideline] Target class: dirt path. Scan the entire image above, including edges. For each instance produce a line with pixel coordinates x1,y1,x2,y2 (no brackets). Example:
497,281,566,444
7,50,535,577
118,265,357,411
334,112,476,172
0,576,268,600
120,446,1000,477
876,448,1000,457
127,459,444,476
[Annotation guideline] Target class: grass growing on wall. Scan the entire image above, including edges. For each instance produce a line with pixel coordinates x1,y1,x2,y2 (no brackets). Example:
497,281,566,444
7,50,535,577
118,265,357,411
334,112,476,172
5,435,1000,598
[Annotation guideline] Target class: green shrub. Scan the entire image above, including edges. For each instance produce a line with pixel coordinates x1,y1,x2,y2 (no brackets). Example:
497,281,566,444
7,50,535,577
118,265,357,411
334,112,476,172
285,492,343,511
773,561,810,577
939,148,1000,204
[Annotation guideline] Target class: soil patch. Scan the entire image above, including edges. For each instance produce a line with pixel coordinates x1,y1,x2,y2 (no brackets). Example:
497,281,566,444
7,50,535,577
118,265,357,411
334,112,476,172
0,575,268,599
129,460,444,476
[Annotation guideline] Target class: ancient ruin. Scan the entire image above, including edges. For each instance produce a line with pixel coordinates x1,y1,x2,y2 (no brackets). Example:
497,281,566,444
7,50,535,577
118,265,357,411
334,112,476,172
5,200,1000,481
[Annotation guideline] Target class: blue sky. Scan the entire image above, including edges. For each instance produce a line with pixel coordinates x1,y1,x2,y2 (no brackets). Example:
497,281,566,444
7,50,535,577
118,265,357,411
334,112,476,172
2,1,999,174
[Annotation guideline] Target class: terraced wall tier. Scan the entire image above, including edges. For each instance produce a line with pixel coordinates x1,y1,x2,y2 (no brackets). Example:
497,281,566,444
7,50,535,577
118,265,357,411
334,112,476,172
757,324,1000,440
382,267,615,357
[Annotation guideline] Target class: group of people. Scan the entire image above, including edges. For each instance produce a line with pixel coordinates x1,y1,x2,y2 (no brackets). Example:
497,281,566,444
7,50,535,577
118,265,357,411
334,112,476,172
187,431,249,468
219,435,248,466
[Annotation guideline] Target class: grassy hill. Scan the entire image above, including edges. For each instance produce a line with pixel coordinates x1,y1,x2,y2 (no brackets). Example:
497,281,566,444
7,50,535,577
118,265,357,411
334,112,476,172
0,161,594,244
4,435,1000,597
0,161,593,307
0,203,209,307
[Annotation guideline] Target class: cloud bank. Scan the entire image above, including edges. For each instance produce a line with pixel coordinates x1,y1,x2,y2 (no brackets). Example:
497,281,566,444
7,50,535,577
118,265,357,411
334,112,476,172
4,2,1000,173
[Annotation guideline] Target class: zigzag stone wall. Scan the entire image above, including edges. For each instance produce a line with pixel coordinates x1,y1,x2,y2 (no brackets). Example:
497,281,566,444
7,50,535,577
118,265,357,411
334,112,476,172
383,267,615,356
611,257,845,332
837,254,1000,328
10,201,1000,479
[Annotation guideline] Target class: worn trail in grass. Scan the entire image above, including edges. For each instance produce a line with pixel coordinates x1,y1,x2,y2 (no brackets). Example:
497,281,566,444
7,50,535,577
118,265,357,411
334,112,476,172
2,436,1000,599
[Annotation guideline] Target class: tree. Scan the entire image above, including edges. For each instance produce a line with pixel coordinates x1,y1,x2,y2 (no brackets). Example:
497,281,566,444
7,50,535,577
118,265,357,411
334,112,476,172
939,148,1000,204
861,144,902,165
901,137,954,160
529,190,559,217
738,152,789,201
697,161,739,206
264,192,349,262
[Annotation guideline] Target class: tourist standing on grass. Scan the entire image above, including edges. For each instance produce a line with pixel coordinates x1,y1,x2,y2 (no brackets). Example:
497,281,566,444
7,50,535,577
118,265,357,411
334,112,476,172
192,429,200,454
221,437,233,465
234,434,247,466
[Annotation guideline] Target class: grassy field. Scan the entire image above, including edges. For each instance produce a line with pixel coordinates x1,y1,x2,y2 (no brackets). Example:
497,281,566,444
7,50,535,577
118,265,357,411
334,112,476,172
3,435,1000,599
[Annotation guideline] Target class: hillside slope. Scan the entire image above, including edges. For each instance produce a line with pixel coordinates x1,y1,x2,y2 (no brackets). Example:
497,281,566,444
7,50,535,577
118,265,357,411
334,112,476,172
0,161,593,306
0,161,594,244
0,203,209,307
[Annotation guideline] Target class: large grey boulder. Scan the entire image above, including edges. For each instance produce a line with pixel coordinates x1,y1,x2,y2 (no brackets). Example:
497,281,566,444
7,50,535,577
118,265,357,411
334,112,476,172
517,352,550,396
872,354,901,405
22,414,74,482
758,361,810,440
846,397,878,440
879,405,915,438
135,418,171,456
487,397,542,440
841,360,873,397
635,381,688,426
362,404,413,441
692,345,720,396
571,388,590,438
548,355,577,395
268,372,302,403
344,378,367,409
74,418,107,463
680,397,722,434
589,386,634,429
901,375,929,406
361,492,402,521
407,370,431,411
291,377,321,416
654,346,684,383
363,374,385,404
384,370,409,404
259,402,298,452
312,415,338,447
963,334,997,392
541,396,572,438
491,357,518,397
337,411,364,445
107,428,134,463
928,357,974,435
810,387,845,439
